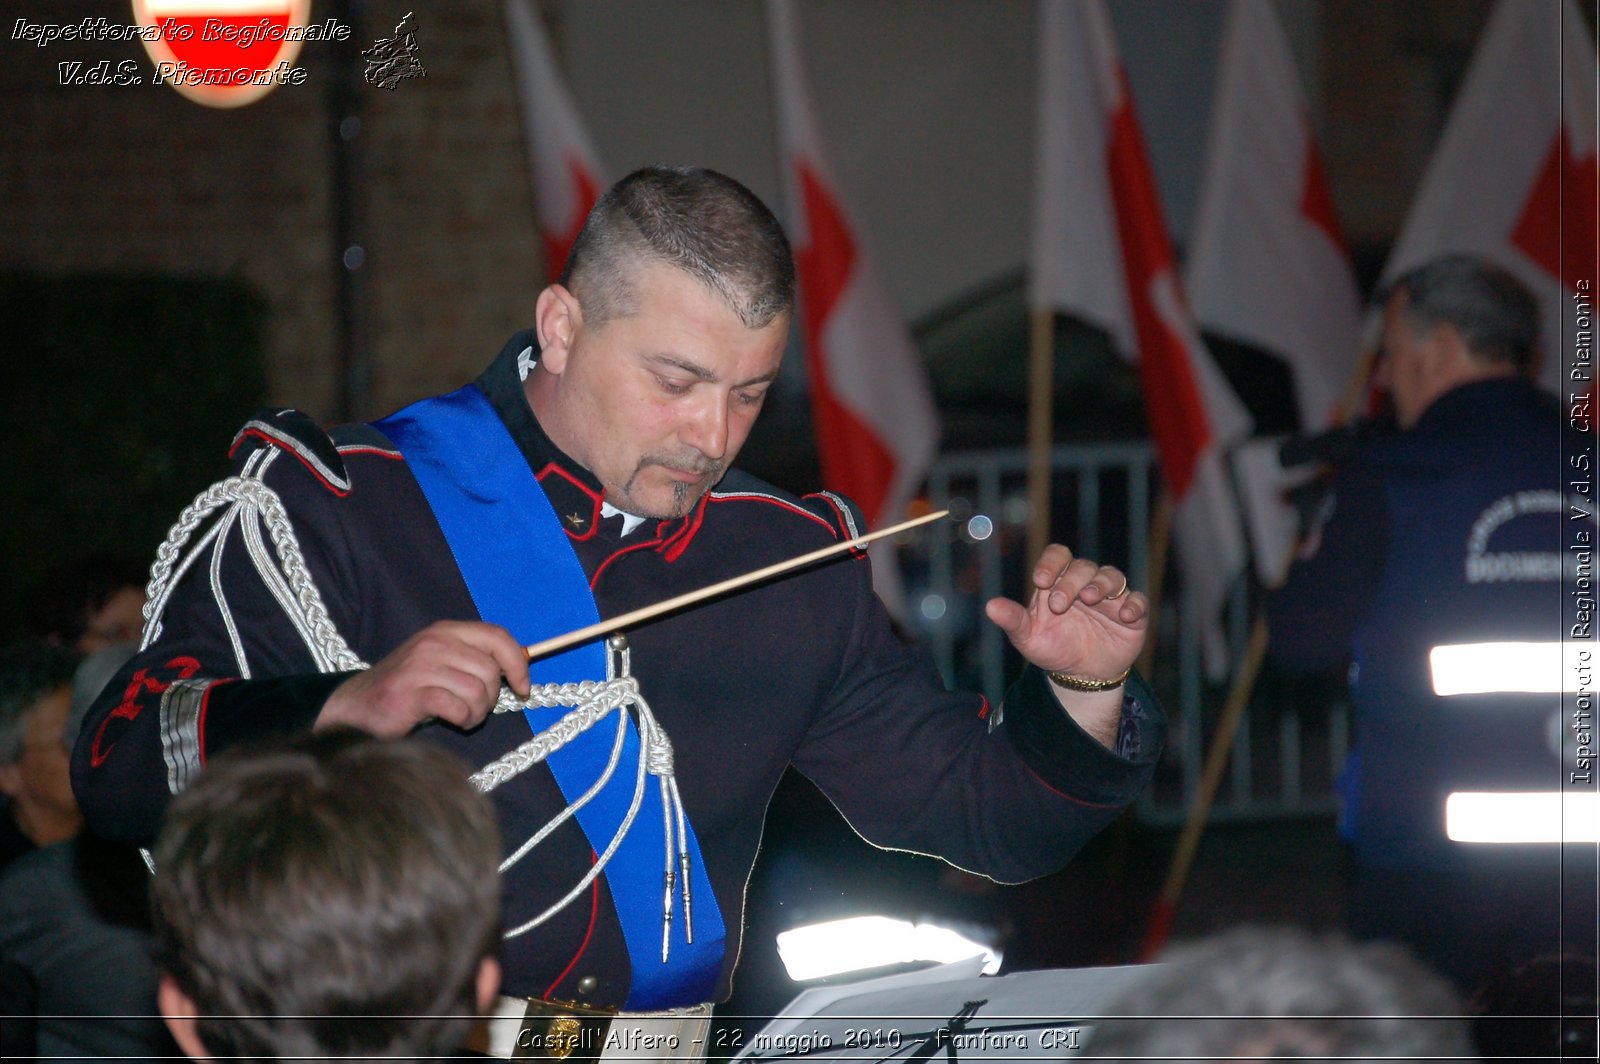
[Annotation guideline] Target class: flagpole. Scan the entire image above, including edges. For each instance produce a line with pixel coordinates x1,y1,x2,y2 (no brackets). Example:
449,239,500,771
1134,490,1172,680
328,0,369,421
1024,308,1056,566
1140,613,1268,958
1140,331,1376,955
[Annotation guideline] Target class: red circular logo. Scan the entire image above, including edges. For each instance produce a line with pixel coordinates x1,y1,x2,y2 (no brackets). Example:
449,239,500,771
131,0,312,108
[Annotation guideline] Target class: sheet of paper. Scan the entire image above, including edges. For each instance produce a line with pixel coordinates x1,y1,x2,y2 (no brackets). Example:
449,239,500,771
732,961,1155,1062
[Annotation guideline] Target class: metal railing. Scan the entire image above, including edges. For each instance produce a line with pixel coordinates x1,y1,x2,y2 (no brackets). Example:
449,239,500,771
902,443,1347,826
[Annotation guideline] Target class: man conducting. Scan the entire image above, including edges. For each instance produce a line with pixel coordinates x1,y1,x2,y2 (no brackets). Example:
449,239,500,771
74,167,1165,1049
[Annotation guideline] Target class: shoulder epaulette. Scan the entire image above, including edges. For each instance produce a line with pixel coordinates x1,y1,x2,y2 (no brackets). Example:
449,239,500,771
802,489,866,542
709,471,867,545
228,409,352,495
329,422,404,460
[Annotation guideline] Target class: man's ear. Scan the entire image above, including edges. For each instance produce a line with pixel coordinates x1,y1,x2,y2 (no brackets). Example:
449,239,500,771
158,975,213,1062
475,956,502,1016
1424,320,1469,373
534,285,582,375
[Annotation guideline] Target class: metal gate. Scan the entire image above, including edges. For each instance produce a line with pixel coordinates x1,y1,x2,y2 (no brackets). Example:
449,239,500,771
903,444,1348,825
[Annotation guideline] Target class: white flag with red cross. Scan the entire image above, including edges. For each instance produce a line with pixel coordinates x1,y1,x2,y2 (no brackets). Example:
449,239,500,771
765,0,940,610
1031,0,1253,676
1186,0,1364,584
505,0,608,280
1382,0,1597,394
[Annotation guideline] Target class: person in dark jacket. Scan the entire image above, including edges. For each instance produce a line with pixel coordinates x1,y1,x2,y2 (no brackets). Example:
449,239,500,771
74,166,1165,1047
1269,254,1593,996
1,645,176,1062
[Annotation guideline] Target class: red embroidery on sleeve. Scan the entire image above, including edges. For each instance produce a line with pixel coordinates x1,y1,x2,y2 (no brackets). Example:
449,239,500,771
89,657,204,767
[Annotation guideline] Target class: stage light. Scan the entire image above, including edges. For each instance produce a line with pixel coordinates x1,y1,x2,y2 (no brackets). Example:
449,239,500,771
1445,791,1600,843
1428,642,1593,695
775,915,1001,982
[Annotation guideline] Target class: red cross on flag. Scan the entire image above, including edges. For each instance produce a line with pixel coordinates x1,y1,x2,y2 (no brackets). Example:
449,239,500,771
504,0,608,281
765,0,939,610
1382,0,1598,394
1185,0,1363,584
1031,0,1252,676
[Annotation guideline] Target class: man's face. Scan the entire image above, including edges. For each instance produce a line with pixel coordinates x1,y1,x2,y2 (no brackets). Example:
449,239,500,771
0,685,81,839
533,263,788,519
1377,293,1434,430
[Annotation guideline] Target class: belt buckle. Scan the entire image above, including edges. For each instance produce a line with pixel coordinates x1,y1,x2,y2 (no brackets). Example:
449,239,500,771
513,997,618,1062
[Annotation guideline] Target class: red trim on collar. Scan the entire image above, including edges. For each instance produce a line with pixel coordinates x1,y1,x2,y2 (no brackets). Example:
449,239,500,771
590,530,668,588
661,496,709,562
537,461,602,502
537,462,603,540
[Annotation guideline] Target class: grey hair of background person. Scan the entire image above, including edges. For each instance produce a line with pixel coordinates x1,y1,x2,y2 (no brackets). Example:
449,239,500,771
1086,925,1475,1064
1386,253,1541,372
0,644,81,764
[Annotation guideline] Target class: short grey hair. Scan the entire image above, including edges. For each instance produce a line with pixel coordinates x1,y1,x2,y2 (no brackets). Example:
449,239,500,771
1087,926,1475,1064
560,165,795,331
1387,254,1541,372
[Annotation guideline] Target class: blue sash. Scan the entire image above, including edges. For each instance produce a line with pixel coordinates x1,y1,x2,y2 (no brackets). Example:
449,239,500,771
375,384,724,1008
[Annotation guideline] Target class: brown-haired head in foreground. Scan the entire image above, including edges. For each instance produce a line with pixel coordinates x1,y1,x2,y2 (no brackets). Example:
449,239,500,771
151,729,502,1063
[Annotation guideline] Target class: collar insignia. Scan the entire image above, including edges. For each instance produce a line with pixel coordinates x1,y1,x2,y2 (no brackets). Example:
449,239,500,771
565,512,587,530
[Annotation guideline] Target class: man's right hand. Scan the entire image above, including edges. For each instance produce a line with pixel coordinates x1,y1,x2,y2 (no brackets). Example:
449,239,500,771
317,620,532,738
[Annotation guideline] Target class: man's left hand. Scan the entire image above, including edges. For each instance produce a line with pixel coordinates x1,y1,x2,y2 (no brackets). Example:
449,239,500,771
984,544,1146,748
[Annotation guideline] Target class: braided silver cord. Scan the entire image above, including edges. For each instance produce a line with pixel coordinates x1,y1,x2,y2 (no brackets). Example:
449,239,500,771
472,677,641,792
486,641,695,956
142,468,694,954
142,469,367,673
501,706,653,940
496,704,631,873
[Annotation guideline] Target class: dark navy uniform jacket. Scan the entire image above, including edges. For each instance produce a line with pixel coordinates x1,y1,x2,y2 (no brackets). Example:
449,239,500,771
72,333,1165,1006
1270,377,1573,870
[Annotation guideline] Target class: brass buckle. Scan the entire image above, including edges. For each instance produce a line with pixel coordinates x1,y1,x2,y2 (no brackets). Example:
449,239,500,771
512,998,618,1062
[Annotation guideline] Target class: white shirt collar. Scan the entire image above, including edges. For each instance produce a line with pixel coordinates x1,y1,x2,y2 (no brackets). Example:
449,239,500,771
600,500,648,536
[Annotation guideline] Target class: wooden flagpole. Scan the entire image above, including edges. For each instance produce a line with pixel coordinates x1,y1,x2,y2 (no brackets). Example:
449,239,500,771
1135,490,1173,680
1140,339,1382,956
1025,308,1057,568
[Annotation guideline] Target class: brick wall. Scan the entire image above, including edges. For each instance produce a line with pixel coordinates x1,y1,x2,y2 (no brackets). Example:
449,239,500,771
1,0,545,424
2,0,1538,425
1319,0,1494,250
